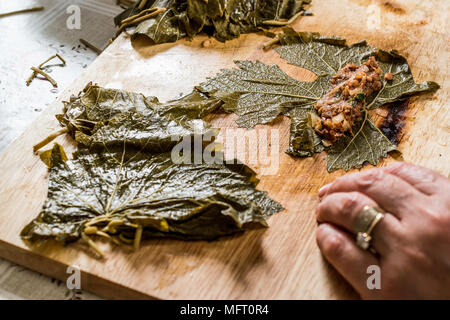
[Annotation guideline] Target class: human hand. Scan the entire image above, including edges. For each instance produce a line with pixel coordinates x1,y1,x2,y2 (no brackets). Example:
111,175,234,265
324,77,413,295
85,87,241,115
316,162,450,299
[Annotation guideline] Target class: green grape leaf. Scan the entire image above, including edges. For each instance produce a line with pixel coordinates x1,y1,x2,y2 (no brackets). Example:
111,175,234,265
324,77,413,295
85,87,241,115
24,83,283,254
114,0,311,44
196,60,329,128
276,28,439,110
197,27,439,171
32,83,222,153
326,116,397,172
58,84,221,137
22,143,282,245
365,49,441,110
286,108,324,157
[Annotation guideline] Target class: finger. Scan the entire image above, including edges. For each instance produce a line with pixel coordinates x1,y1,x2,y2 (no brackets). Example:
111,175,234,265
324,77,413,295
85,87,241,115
317,192,401,255
384,162,450,196
318,168,427,219
316,223,380,297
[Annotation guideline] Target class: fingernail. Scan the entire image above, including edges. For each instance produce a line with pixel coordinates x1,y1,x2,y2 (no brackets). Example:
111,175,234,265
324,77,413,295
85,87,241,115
318,183,331,197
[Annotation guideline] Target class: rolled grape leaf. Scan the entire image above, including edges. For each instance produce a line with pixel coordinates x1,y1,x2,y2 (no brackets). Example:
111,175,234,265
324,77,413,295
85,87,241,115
286,108,324,157
114,0,311,44
21,143,282,246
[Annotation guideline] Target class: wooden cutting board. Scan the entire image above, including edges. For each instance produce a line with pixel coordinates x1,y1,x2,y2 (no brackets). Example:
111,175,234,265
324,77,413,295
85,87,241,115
0,0,448,299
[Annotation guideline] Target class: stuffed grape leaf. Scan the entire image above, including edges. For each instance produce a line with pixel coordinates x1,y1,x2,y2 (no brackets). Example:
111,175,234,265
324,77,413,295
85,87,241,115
114,0,311,44
196,27,439,172
275,28,440,111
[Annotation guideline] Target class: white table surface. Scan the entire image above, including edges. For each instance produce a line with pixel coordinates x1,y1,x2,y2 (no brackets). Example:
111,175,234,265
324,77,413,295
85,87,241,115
0,0,125,300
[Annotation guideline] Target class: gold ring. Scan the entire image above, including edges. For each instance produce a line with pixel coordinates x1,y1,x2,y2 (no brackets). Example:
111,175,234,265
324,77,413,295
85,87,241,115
353,205,384,250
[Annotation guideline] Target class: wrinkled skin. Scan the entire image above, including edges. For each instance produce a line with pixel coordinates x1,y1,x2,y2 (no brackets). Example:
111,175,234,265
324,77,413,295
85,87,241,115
316,162,450,299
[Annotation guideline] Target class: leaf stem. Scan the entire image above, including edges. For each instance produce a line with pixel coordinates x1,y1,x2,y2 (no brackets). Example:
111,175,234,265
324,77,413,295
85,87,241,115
30,67,58,87
38,54,66,68
121,7,158,24
133,225,143,250
0,6,44,18
137,0,148,10
80,38,103,55
81,233,105,258
26,54,65,86
263,36,280,50
33,127,69,152
116,7,165,37
26,71,37,86
119,234,133,244
262,11,303,26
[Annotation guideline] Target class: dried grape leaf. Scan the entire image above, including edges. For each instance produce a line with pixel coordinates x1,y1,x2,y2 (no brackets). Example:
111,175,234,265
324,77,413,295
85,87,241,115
21,143,282,245
115,0,311,44
197,28,439,171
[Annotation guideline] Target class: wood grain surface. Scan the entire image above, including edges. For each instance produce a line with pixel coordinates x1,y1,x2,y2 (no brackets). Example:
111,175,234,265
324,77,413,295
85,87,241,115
0,0,448,299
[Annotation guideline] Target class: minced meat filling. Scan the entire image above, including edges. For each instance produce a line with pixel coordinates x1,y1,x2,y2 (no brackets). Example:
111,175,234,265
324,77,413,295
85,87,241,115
313,56,383,144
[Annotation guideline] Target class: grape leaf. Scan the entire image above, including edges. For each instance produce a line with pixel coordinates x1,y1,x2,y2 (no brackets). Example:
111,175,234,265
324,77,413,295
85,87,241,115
22,143,282,246
23,83,282,254
364,49,440,110
276,28,439,110
196,60,330,128
326,115,397,172
197,28,439,172
32,83,222,152
286,108,324,157
114,0,311,44
57,83,221,138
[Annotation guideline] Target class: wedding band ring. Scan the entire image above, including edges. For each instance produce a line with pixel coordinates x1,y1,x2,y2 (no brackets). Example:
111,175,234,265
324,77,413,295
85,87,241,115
353,205,384,250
